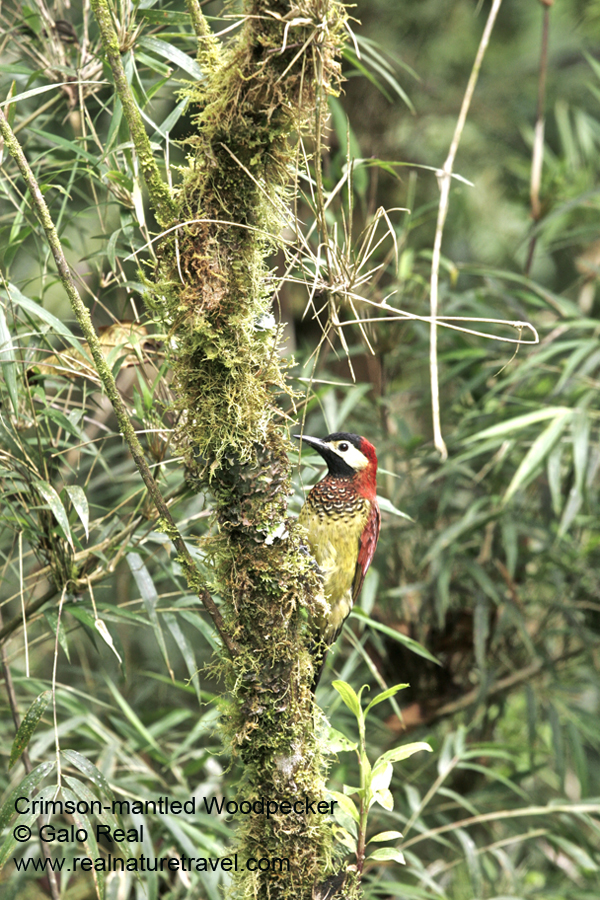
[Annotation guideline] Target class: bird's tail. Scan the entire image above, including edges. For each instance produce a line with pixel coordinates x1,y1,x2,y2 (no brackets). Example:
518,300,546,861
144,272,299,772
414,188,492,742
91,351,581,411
310,623,344,692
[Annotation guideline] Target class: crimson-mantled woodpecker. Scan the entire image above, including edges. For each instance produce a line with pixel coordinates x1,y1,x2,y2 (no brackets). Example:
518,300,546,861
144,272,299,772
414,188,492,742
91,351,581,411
296,432,380,686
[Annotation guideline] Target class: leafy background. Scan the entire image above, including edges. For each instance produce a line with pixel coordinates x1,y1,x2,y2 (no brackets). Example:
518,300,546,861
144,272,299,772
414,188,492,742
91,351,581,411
1,0,600,898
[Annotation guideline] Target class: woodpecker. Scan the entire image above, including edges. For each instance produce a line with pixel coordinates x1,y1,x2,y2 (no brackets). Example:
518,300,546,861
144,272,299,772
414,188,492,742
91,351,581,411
296,432,380,686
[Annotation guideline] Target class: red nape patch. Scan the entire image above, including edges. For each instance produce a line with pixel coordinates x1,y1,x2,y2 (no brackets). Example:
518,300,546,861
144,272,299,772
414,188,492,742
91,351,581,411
357,438,378,500
358,437,378,467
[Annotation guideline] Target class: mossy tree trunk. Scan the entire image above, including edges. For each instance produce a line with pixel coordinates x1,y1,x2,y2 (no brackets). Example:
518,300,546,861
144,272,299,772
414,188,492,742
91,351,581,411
93,1,350,898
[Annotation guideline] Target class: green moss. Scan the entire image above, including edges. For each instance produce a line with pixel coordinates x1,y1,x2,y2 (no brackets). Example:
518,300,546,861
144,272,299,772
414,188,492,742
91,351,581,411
142,2,350,897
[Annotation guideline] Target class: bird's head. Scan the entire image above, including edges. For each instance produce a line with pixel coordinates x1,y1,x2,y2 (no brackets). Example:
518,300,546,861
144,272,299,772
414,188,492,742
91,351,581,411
295,432,378,498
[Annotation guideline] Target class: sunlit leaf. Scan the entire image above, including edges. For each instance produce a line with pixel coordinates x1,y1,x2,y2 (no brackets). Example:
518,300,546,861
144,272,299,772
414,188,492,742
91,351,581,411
378,742,433,765
327,790,360,823
368,830,403,843
331,680,362,718
366,846,405,864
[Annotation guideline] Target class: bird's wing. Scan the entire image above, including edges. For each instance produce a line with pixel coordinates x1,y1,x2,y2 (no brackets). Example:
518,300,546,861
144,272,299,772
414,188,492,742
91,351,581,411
352,501,381,601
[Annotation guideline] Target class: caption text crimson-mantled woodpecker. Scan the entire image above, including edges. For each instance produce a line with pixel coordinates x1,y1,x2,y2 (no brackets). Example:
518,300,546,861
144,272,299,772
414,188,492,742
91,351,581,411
15,795,338,819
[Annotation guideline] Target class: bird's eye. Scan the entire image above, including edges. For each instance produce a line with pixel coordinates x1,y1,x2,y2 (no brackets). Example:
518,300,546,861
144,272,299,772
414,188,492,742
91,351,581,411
338,442,349,452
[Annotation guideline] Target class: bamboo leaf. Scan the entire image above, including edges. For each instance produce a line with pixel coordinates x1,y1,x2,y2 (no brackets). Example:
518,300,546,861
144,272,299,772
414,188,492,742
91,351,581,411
139,36,205,80
44,610,70,662
9,691,51,769
127,552,173,679
1,284,87,355
163,612,201,701
0,761,55,833
65,485,89,540
102,680,165,758
61,786,105,900
0,808,40,869
94,618,123,664
351,609,440,665
377,496,413,521
0,81,107,108
36,480,74,550
61,750,113,799
466,407,572,443
504,411,573,503
0,304,18,413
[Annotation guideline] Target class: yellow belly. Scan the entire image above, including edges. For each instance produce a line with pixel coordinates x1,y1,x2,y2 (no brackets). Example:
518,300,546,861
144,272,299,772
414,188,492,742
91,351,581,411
299,504,368,643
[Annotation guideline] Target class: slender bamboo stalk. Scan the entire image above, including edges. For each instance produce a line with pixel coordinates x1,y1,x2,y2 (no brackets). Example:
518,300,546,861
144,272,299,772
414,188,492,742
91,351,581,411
525,0,553,275
90,0,176,225
0,106,237,659
429,0,504,460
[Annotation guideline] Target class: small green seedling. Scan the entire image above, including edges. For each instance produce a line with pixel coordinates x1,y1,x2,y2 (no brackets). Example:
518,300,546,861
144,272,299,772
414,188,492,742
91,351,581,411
327,680,432,875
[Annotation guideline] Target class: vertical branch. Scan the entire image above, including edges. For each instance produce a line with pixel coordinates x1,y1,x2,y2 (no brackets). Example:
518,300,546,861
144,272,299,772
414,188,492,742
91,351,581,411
89,0,176,225
525,0,553,276
429,0,504,460
184,0,222,70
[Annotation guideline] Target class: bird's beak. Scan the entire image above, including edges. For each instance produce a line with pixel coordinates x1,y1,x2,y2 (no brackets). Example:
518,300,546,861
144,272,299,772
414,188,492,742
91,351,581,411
294,434,333,466
294,434,327,453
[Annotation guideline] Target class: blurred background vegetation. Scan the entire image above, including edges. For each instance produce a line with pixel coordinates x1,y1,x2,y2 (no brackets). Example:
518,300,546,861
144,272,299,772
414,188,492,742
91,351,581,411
1,0,600,898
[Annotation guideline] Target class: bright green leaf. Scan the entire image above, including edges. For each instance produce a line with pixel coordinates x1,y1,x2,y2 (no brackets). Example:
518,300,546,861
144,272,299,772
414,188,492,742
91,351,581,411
372,788,394,811
323,727,358,753
331,680,362,718
0,304,18,414
368,830,403,843
378,742,433,765
365,683,409,716
327,790,360,823
366,846,405,864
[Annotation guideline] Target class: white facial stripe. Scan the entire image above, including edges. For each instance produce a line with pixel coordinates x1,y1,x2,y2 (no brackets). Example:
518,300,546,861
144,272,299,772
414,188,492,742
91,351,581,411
329,440,369,470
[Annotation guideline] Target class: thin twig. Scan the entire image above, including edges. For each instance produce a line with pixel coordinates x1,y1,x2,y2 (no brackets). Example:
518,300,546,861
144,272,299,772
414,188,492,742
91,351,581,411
400,801,600,853
18,532,29,677
429,0,504,459
0,107,237,659
525,0,553,275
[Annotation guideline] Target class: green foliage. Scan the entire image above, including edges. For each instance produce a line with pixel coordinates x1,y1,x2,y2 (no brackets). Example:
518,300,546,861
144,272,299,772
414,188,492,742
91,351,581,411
1,1,600,899
327,680,431,875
